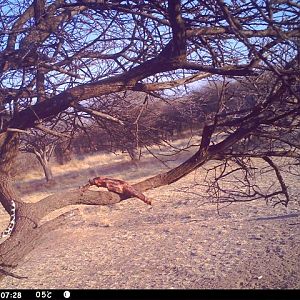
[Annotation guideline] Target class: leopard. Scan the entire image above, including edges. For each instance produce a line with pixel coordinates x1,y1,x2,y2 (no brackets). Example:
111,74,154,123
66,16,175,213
82,176,152,205
0,199,16,239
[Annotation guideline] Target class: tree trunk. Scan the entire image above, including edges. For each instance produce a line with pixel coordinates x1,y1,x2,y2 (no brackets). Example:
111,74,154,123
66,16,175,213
40,159,54,183
33,147,55,183
127,147,140,168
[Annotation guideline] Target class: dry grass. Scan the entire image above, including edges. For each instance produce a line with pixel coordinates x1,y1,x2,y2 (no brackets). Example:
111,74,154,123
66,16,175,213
13,136,200,202
19,135,201,180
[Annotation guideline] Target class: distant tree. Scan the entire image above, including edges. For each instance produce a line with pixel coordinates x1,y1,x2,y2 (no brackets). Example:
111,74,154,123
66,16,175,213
20,131,57,183
54,142,72,165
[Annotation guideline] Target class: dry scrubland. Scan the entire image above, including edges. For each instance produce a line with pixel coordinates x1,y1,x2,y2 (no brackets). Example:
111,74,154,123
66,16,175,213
1,137,300,289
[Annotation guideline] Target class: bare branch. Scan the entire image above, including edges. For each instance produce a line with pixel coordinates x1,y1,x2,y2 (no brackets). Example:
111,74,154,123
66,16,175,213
71,103,125,126
34,124,70,139
262,156,290,206
6,128,31,135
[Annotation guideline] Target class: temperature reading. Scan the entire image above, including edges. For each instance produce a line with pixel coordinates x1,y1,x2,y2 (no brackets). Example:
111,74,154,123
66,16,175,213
35,291,52,299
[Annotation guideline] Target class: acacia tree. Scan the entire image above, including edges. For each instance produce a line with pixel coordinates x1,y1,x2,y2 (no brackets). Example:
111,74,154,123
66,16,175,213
19,122,71,182
0,0,299,279
21,133,56,182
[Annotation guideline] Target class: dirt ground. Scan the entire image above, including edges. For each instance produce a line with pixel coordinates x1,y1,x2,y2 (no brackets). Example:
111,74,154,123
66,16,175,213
0,148,300,289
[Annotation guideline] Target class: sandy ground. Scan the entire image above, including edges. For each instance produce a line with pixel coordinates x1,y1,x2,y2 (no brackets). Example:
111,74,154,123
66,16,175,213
1,178,300,289
0,146,300,289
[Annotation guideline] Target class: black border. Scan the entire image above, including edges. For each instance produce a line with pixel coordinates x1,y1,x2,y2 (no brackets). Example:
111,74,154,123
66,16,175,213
1,289,299,300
